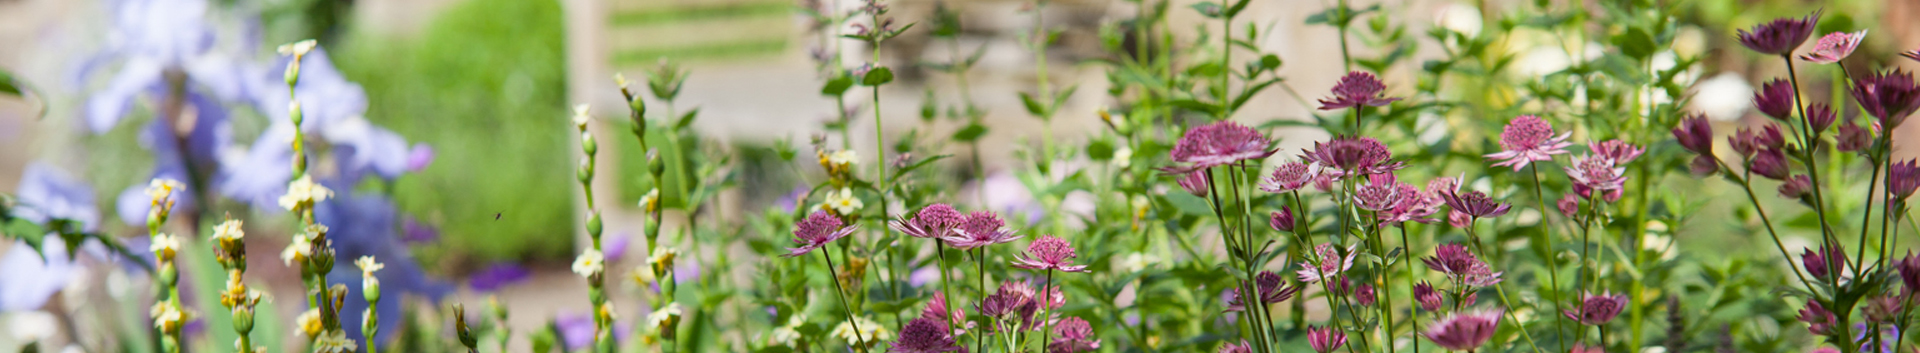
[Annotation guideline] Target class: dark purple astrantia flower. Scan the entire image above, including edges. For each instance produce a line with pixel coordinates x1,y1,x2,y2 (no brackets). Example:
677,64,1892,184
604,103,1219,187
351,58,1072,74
1800,246,1846,279
1799,299,1838,335
1486,115,1572,171
1806,103,1837,133
1318,71,1401,110
1851,69,1920,130
1672,114,1714,155
1259,162,1321,193
1424,244,1503,287
785,211,857,257
977,280,1035,320
891,317,961,353
1166,121,1276,172
1895,252,1920,295
1749,148,1791,180
1837,122,1873,153
1308,326,1348,353
1254,271,1299,304
1728,125,1785,159
1780,175,1813,199
1300,136,1404,177
1413,281,1442,312
942,211,1021,250
1799,30,1866,64
1890,160,1920,199
1046,317,1100,353
1753,79,1797,121
1012,235,1088,272
1564,291,1628,325
1736,11,1820,56
1424,309,1502,350
891,203,965,239
1269,207,1296,232
1440,190,1511,219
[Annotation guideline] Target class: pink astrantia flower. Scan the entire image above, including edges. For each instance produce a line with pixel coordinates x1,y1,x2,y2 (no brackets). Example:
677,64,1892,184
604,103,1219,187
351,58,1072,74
1799,299,1838,335
1166,121,1277,172
977,281,1034,319
1300,136,1405,178
1423,244,1503,287
1381,180,1443,225
1898,252,1920,292
1440,190,1511,218
941,211,1020,250
1259,162,1321,193
1413,281,1443,312
1589,140,1645,164
1800,30,1866,63
1047,317,1100,353
1424,309,1503,351
1255,270,1299,304
1297,243,1357,283
1557,194,1580,217
920,292,971,335
1672,114,1714,155
1218,341,1254,353
1753,79,1797,121
1780,175,1813,199
1564,291,1629,325
1352,174,1404,212
1012,235,1089,272
1736,11,1821,56
892,317,963,353
785,211,857,257
1807,103,1838,134
1571,344,1606,353
1318,71,1403,110
1447,210,1473,228
1308,326,1348,353
1176,171,1211,197
1565,153,1627,192
891,203,965,239
1269,207,1296,232
1891,159,1920,199
1486,115,1573,171
1837,122,1873,152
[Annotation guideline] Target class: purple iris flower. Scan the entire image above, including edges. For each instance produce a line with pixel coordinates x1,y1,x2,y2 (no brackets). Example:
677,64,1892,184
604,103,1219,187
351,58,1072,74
401,216,440,245
556,310,632,350
468,263,531,292
83,0,252,133
0,163,100,311
318,193,452,346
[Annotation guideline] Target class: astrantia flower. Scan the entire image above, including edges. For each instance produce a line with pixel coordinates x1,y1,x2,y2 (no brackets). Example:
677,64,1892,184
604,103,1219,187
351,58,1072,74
1424,244,1503,287
1259,162,1321,193
978,281,1035,319
1837,122,1873,152
1750,149,1791,180
1318,71,1402,110
1176,171,1211,197
1352,174,1404,212
1047,317,1100,353
1851,69,1920,130
1424,309,1502,350
1440,190,1511,218
1485,115,1572,171
891,317,961,353
891,203,964,239
1799,299,1838,335
1565,153,1627,191
1753,79,1797,121
919,293,970,334
1672,114,1715,154
1413,281,1443,312
785,211,857,257
1589,140,1645,164
1012,235,1088,272
1780,175,1813,199
1807,103,1837,134
1306,326,1347,353
1166,121,1277,172
1801,246,1845,279
1381,181,1443,225
571,248,605,278
1297,243,1357,283
1897,253,1920,293
1736,11,1820,56
1557,194,1580,217
942,211,1020,250
1564,291,1628,325
1728,125,1786,158
1890,159,1920,199
1218,340,1253,353
1800,30,1866,63
1269,207,1296,232
1255,270,1299,304
1354,283,1376,306
1301,136,1404,177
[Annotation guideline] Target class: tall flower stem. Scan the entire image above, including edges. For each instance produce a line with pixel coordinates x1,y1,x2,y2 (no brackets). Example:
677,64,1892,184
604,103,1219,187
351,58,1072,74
1463,219,1546,353
936,242,958,330
1524,164,1567,351
821,251,871,352
1718,159,1817,289
976,248,990,353
1399,225,1421,353
1783,56,1842,251
1039,269,1057,352
1857,145,1883,271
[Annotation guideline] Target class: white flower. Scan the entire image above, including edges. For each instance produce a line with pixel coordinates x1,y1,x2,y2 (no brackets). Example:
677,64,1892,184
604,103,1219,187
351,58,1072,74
637,189,660,212
150,302,185,331
1110,147,1133,168
281,234,313,267
649,247,678,275
572,104,592,129
769,314,808,346
355,256,384,276
573,248,606,277
211,220,245,241
829,316,890,347
277,175,334,211
295,309,323,337
828,150,859,167
146,179,185,204
646,302,685,332
312,331,359,352
822,187,863,215
276,39,317,56
149,233,180,260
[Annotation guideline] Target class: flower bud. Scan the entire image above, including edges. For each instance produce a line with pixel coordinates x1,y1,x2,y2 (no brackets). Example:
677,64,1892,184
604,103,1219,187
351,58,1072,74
577,159,595,184
588,213,603,237
581,132,598,156
648,150,664,177
1269,207,1295,232
232,306,254,333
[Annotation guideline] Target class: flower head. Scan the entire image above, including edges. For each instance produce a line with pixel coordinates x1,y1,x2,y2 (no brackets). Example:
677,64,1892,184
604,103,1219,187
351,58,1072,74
1807,103,1837,133
1890,159,1920,198
1736,11,1820,56
832,316,892,349
1046,317,1100,353
1800,30,1866,63
1754,79,1797,121
149,233,180,262
1352,174,1404,212
1308,326,1348,353
146,179,186,206
787,211,858,257
1301,136,1403,177
648,302,685,336
1851,69,1920,130
1255,271,1299,304
1780,174,1813,199
919,292,970,334
1218,341,1254,353
892,317,962,353
1729,125,1787,158
1590,140,1645,164
1672,114,1714,154
1801,246,1846,279
1424,244,1503,287
280,231,314,267
1838,121,1874,152
891,203,965,239
1750,149,1791,180
211,219,244,241
1176,171,1211,197
1485,115,1572,171
1564,291,1628,325
1166,121,1276,172
1423,309,1502,350
1260,162,1321,193
1269,207,1296,232
277,175,334,211
1799,299,1838,335
1297,243,1358,283
1897,252,1920,294
1414,281,1443,312
1565,153,1628,192
821,187,865,215
977,281,1035,319
1318,71,1402,110
1012,235,1088,272
1557,194,1580,217
1441,190,1511,218
571,249,605,278
941,211,1020,250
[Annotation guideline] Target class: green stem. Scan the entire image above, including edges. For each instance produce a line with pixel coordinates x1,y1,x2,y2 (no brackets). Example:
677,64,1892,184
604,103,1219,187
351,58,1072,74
1525,164,1568,352
821,251,872,352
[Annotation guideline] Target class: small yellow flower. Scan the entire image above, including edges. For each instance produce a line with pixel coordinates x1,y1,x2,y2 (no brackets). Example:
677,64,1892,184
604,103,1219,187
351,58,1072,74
277,175,334,211
648,247,678,277
150,302,188,332
829,316,890,347
822,188,863,215
355,256,384,275
572,248,606,278
637,189,660,213
613,73,631,89
211,220,245,241
149,233,180,261
146,179,185,205
572,104,593,130
295,309,323,337
647,302,684,334
828,150,859,167
281,234,313,267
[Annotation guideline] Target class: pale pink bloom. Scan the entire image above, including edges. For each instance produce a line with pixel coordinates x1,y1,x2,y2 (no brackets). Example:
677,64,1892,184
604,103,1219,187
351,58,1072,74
1485,115,1572,171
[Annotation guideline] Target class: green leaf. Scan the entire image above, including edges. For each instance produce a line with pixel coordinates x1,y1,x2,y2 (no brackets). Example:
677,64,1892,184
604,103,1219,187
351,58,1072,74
1612,28,1656,59
1019,92,1048,116
820,74,853,96
858,67,893,86
1189,2,1222,18
1087,140,1115,160
0,69,21,97
952,122,988,142
674,108,700,130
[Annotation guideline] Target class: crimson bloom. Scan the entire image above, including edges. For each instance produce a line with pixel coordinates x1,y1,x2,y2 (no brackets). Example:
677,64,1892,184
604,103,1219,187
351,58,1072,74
1895,252,1920,294
1851,69,1920,130
891,317,962,353
1423,244,1503,287
1177,171,1211,197
1806,103,1837,133
1166,121,1276,172
1564,291,1628,325
1485,115,1572,171
1800,30,1866,63
1012,235,1089,272
1801,246,1845,279
1424,310,1503,351
1352,173,1405,212
1440,190,1511,219
1736,11,1821,56
1799,299,1838,335
1413,281,1442,312
1269,207,1296,232
1308,326,1348,353
891,203,964,239
977,281,1034,319
1837,122,1873,153
941,211,1020,250
1891,159,1920,199
785,211,857,257
1750,148,1791,180
1672,114,1714,155
1318,71,1402,110
1753,79,1796,121
1780,175,1813,199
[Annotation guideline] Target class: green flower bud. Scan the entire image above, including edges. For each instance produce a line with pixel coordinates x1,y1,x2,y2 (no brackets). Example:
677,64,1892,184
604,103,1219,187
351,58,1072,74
361,309,378,336
159,263,178,287
581,132,598,156
577,159,595,184
530,331,556,353
648,151,664,177
363,280,382,303
587,213,603,238
232,306,255,334
284,65,299,88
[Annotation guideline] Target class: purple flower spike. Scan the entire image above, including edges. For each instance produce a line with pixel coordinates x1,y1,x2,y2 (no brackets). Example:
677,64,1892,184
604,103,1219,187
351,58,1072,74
1012,235,1088,272
1308,326,1348,353
1177,171,1211,197
1800,30,1866,63
1892,159,1920,199
892,317,962,353
1218,340,1254,353
1301,136,1404,178
891,203,965,239
1780,175,1813,199
1318,71,1402,110
1423,309,1503,351
785,211,857,257
1413,281,1443,312
1046,317,1100,353
1806,103,1836,133
1564,291,1629,325
1851,69,1920,130
1753,79,1797,121
1672,114,1715,155
1736,11,1821,56
1269,207,1296,232
1799,299,1838,335
941,211,1021,250
468,262,531,292
1440,190,1511,219
1837,122,1873,152
1167,121,1277,172
1750,149,1791,180
1485,115,1572,171
1259,162,1321,193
